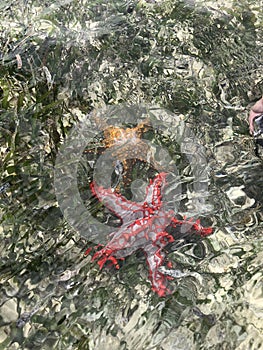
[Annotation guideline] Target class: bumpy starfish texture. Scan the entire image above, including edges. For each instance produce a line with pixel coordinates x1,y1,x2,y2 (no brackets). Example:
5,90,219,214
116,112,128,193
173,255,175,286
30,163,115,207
85,173,213,297
86,117,160,190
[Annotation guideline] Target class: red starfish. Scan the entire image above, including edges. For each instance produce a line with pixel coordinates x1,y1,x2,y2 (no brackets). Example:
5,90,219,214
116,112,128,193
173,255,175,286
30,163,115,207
85,173,213,297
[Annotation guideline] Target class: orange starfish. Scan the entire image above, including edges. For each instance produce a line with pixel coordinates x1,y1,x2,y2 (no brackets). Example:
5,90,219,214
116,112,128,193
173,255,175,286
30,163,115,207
102,121,150,160
87,114,158,189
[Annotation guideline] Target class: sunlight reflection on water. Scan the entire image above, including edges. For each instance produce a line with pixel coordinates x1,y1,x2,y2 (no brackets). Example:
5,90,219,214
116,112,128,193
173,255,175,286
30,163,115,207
0,0,262,349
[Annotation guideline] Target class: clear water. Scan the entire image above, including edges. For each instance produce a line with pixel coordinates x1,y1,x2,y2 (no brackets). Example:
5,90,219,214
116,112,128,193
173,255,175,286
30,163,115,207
0,1,262,349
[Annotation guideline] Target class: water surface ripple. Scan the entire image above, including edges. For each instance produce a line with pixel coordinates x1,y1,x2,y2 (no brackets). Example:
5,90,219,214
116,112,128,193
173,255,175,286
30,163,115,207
0,1,262,349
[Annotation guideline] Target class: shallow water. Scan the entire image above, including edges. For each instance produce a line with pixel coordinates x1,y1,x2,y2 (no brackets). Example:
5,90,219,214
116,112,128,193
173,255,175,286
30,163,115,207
0,1,263,349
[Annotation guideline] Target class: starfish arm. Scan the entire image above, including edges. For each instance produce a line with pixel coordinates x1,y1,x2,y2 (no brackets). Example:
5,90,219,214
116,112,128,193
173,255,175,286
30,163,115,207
91,181,142,218
144,172,167,209
90,246,124,270
144,239,173,297
171,217,213,237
